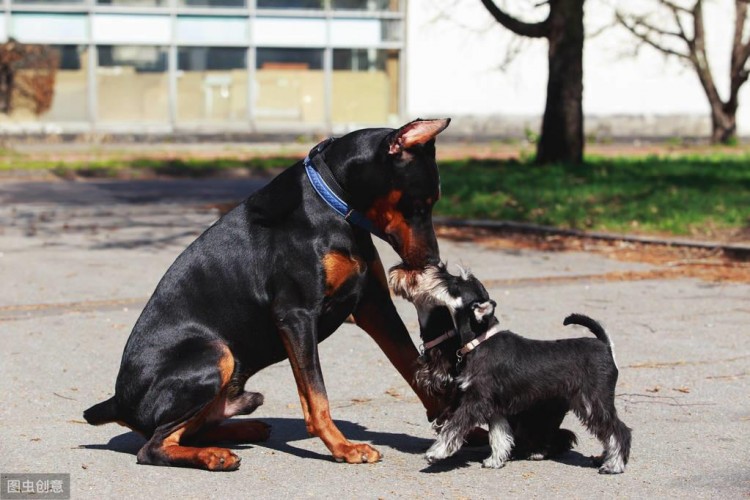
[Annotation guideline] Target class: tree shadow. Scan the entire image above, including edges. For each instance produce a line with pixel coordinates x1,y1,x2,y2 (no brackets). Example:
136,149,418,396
0,178,269,251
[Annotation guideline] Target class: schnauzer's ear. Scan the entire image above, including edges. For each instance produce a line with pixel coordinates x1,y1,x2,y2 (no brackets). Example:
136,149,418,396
472,300,496,323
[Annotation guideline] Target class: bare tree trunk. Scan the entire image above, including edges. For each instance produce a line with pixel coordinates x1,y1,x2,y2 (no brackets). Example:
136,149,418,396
711,107,737,144
480,0,586,165
537,0,584,164
0,66,12,114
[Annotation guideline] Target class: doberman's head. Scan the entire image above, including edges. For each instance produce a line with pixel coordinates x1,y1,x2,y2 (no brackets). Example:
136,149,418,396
322,118,450,268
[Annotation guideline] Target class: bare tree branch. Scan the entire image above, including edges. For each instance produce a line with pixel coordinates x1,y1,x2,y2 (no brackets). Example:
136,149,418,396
615,11,691,60
728,0,750,110
479,0,550,38
658,0,694,15
618,0,746,142
661,0,691,43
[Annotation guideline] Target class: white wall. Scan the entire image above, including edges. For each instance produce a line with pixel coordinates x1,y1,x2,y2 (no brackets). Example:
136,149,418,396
407,0,750,135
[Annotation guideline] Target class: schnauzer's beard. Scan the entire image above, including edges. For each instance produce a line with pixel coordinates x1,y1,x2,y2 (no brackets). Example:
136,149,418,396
415,348,455,398
390,264,461,399
388,263,465,313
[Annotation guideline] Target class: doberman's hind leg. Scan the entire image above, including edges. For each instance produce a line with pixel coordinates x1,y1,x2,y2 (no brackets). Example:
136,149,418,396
135,343,243,471
186,391,271,445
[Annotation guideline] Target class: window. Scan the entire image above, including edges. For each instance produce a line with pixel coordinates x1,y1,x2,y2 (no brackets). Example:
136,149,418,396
96,45,169,123
0,44,88,124
332,48,399,125
97,0,166,7
257,0,323,9
11,0,85,4
177,47,247,124
178,0,246,8
332,0,398,11
43,45,89,122
255,48,324,125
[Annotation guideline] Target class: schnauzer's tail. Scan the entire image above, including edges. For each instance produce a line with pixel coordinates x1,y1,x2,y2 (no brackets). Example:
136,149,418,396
563,313,611,347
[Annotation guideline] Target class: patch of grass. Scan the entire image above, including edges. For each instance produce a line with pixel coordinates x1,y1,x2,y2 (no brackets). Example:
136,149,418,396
0,155,295,177
436,155,750,236
2,150,748,236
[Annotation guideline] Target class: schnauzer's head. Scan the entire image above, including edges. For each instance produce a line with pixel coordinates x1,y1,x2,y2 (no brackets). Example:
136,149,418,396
389,263,497,345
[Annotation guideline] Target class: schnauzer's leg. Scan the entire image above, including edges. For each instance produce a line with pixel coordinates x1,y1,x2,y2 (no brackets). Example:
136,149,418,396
597,417,631,474
482,414,514,469
425,404,477,464
582,396,631,474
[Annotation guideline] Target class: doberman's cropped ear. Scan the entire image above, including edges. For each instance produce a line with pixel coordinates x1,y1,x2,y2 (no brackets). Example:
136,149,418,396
388,118,451,155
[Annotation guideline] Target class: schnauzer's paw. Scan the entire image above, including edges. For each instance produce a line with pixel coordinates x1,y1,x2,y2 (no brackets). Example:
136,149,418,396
527,452,546,461
424,451,444,464
598,463,626,474
425,440,454,464
481,457,507,469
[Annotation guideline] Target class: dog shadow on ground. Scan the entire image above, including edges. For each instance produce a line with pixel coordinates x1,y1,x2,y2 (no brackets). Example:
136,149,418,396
79,417,435,462
420,448,597,474
80,417,597,473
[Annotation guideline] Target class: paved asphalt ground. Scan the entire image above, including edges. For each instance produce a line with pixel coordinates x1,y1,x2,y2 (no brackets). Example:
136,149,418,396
1,177,748,499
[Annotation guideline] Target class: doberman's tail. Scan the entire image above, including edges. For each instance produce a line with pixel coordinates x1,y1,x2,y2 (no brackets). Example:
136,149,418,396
563,313,611,347
83,396,118,425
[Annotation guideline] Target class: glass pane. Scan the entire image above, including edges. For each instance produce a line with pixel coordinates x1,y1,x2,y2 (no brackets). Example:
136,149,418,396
255,48,324,125
12,0,84,4
0,44,88,124
257,0,322,9
97,45,169,123
332,49,399,125
11,13,87,44
254,17,326,46
332,0,398,11
97,0,166,6
381,19,402,41
177,47,247,123
176,16,248,45
91,14,171,45
178,0,245,8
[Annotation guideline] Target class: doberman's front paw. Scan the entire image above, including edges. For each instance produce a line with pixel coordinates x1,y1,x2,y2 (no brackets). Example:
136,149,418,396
197,447,241,471
333,442,382,464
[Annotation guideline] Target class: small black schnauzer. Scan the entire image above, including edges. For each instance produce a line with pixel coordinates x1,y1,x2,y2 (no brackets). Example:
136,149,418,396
390,264,631,474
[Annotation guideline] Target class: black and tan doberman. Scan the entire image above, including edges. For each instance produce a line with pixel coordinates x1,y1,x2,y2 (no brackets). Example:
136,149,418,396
84,119,451,470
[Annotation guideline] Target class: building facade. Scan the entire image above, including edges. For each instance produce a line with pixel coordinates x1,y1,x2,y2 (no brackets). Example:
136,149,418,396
0,0,404,133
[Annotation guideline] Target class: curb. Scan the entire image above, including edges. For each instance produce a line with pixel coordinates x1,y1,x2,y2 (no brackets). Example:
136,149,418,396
433,217,750,259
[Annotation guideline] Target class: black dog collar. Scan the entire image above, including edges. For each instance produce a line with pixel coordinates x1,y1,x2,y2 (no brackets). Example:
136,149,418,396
420,329,457,353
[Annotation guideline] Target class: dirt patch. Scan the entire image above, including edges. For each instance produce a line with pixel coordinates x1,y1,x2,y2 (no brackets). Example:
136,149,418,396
435,226,750,283
205,200,749,283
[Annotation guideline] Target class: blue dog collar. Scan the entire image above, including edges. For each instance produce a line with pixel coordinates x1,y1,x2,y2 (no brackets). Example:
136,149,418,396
304,152,387,241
